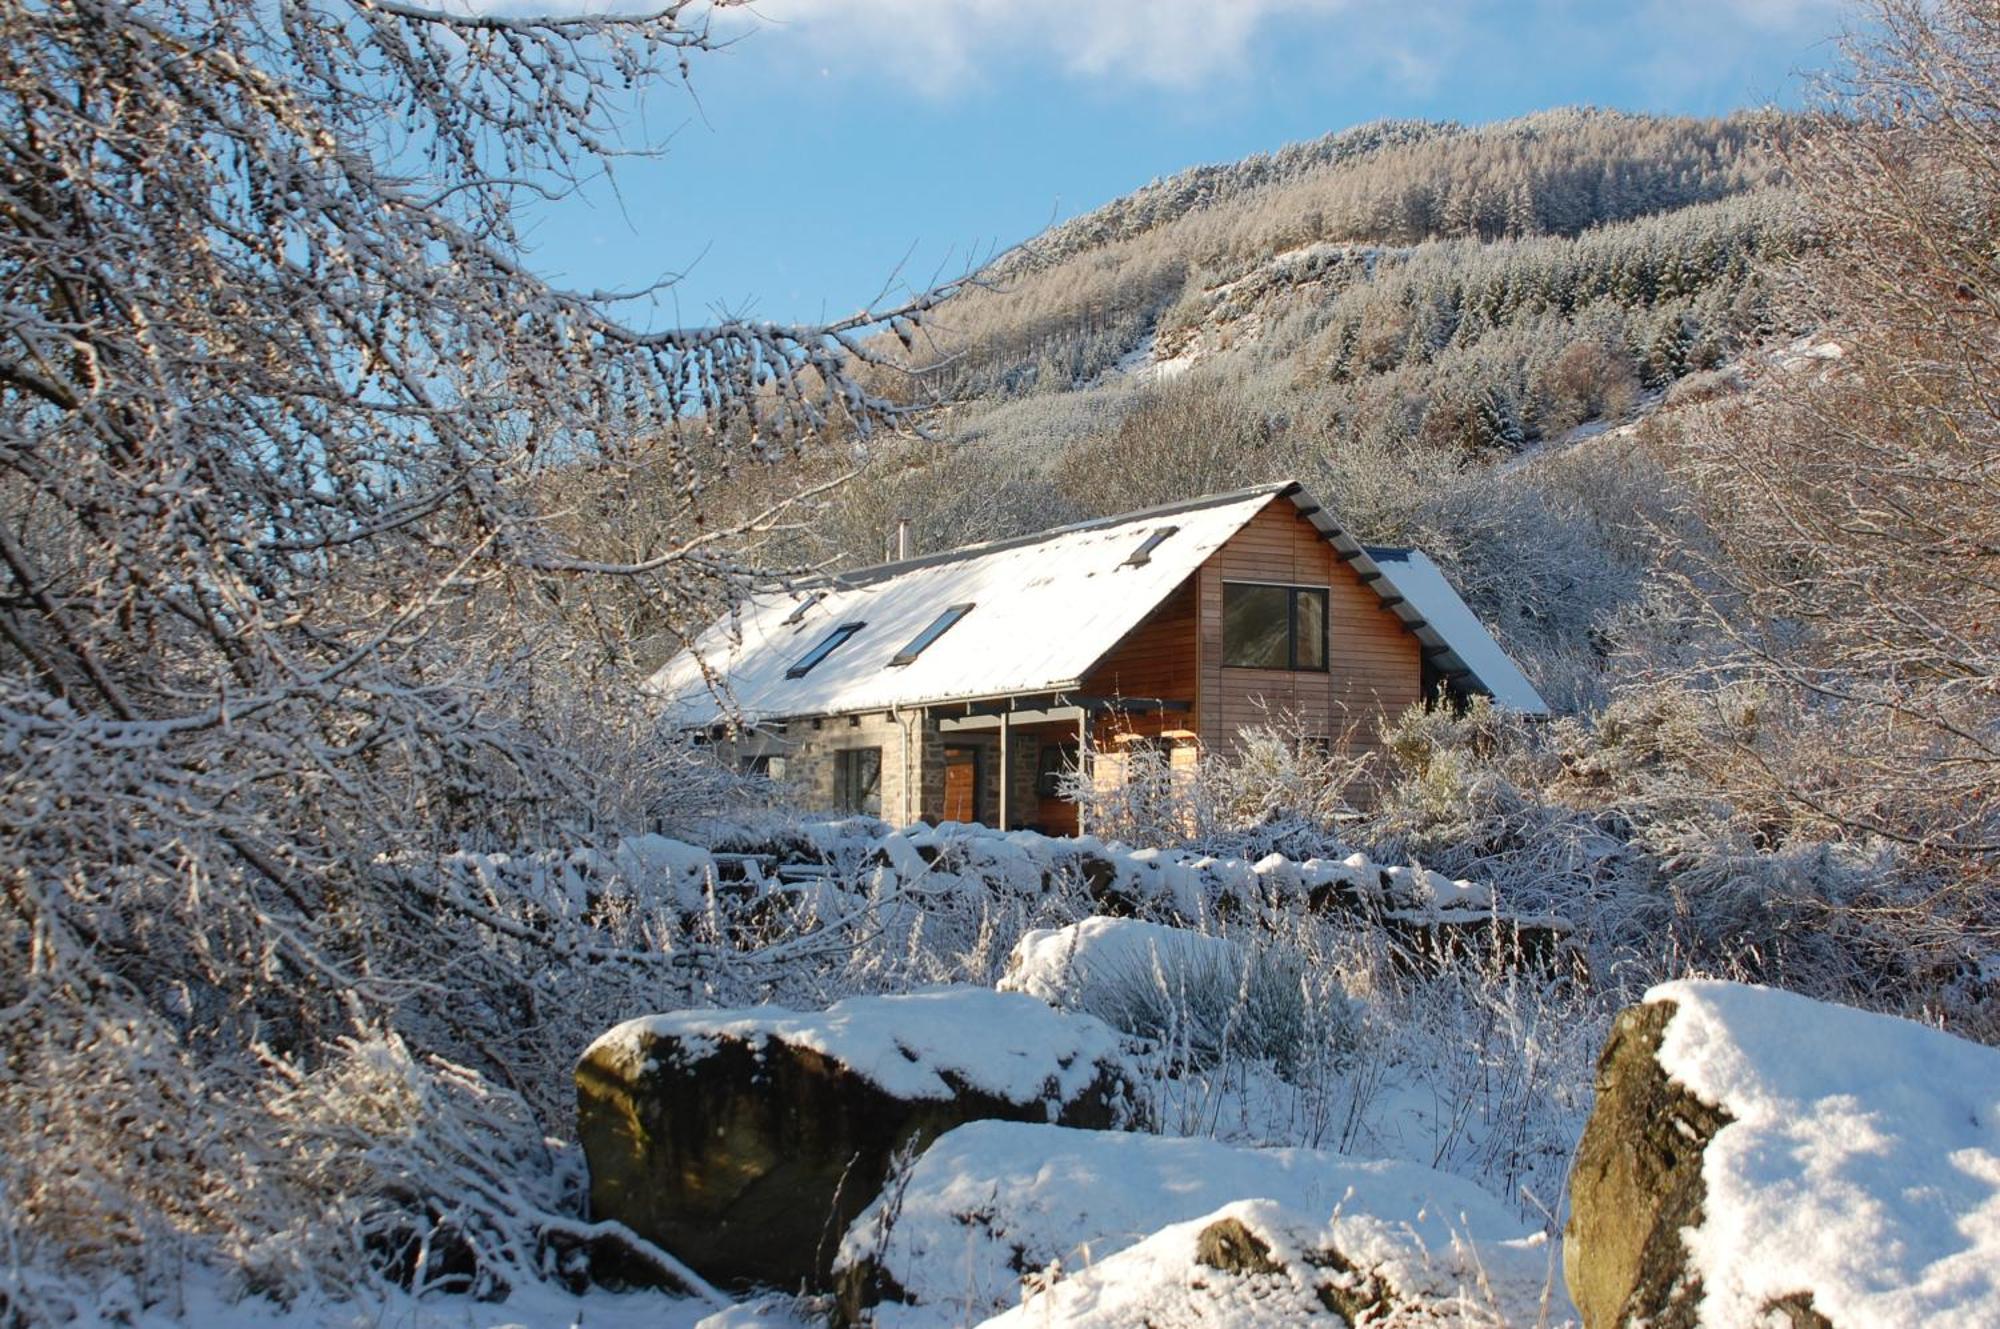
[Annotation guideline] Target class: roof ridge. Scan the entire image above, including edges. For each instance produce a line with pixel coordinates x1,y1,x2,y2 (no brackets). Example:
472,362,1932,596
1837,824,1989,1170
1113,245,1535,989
814,480,1299,589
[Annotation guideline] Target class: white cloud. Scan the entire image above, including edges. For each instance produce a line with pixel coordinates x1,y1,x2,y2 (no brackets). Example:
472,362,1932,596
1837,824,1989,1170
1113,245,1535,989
728,0,1846,99
729,0,1353,95
480,0,1849,101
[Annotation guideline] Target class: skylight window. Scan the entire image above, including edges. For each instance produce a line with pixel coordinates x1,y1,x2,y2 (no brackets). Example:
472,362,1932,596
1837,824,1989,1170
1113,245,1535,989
786,622,864,678
888,603,974,667
1122,525,1179,567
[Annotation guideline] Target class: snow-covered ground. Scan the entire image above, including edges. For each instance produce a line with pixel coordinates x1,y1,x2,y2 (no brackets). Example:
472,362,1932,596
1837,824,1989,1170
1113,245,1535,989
840,1120,1564,1327
80,949,2000,1329
16,816,1611,1329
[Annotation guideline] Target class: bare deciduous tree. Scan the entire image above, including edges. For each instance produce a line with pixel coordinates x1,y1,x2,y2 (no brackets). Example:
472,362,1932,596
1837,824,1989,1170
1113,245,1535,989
0,0,957,1311
1670,0,2000,890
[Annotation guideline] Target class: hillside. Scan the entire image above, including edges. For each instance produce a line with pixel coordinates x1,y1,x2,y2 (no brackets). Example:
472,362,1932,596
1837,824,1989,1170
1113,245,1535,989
750,109,1799,713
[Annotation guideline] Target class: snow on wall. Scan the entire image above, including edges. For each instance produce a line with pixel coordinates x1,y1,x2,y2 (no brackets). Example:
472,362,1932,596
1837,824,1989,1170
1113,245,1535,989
1649,980,2000,1329
442,818,1519,932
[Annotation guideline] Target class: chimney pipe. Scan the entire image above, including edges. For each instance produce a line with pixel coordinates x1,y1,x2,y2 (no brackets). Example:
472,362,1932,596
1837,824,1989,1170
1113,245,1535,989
895,517,911,561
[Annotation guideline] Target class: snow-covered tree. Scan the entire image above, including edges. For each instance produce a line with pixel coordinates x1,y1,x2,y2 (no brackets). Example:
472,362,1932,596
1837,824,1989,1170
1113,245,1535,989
1673,0,2000,888
0,0,953,1311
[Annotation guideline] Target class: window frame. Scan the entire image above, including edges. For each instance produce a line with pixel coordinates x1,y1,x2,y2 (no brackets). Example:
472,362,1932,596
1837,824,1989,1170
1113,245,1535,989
833,746,883,816
1220,580,1330,673
786,621,865,678
1122,524,1180,568
742,752,788,780
888,602,974,667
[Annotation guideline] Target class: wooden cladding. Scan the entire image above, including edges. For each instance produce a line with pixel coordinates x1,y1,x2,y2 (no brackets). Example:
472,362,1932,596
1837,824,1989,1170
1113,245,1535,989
1196,499,1420,763
1076,496,1420,785
1079,578,1200,731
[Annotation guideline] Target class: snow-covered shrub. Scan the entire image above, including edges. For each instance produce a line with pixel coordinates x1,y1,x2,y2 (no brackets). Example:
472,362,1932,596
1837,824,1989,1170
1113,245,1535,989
1001,918,1321,1070
1066,719,1370,860
1357,688,1991,1035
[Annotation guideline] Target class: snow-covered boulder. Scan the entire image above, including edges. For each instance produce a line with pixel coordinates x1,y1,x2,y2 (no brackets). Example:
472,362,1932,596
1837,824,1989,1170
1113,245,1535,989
575,989,1136,1293
1565,980,2000,1329
997,917,1311,1066
972,1197,1553,1328
833,1120,1561,1327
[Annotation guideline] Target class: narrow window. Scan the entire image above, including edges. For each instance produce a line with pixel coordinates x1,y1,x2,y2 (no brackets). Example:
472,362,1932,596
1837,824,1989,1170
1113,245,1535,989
1294,585,1327,670
1035,741,1079,798
834,747,882,816
786,622,864,678
1123,525,1179,567
888,603,974,666
1222,583,1329,671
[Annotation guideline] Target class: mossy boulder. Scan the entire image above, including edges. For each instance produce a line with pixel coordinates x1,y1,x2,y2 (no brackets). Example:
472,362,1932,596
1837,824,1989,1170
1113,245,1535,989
575,988,1135,1293
1566,981,2000,1327
1564,999,1731,1328
1565,994,1838,1329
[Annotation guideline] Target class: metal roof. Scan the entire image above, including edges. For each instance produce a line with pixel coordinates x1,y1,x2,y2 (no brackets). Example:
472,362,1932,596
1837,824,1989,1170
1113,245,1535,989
1359,546,1549,714
648,481,1548,724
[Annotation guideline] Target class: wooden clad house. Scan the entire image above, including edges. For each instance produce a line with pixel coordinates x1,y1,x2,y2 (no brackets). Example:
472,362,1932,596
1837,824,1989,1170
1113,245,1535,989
648,482,1546,834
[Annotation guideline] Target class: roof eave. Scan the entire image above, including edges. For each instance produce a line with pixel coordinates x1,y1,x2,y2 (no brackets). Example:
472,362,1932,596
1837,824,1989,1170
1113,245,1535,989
661,679,1096,730
1281,487,1548,714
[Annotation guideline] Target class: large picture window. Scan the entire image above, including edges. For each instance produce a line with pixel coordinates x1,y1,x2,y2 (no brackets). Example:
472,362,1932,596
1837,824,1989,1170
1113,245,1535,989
1222,582,1328,671
834,747,882,816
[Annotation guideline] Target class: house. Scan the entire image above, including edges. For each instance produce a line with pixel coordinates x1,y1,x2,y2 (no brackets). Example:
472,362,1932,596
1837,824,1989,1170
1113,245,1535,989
647,481,1546,833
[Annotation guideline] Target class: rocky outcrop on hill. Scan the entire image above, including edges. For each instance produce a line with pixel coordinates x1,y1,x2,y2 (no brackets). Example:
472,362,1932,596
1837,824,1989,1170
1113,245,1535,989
574,989,1135,1293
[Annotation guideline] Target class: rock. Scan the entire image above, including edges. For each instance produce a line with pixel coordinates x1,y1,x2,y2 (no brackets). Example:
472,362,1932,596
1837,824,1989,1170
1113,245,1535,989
1564,981,2000,1328
1289,854,1583,979
971,1196,1547,1328
833,1119,1560,1328
1074,848,1139,915
1563,999,1728,1329
575,988,1135,1294
1193,1216,1283,1276
1379,910,1587,980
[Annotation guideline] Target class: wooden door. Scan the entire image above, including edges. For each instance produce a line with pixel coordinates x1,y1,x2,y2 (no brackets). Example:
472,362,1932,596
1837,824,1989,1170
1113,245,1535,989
942,745,979,823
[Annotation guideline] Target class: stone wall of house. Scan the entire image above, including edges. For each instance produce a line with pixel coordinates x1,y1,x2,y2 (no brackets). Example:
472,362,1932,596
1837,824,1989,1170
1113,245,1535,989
1005,728,1041,831
721,710,946,824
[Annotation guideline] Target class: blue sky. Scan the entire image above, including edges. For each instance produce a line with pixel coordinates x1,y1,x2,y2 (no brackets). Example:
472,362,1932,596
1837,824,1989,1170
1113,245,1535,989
513,0,1851,329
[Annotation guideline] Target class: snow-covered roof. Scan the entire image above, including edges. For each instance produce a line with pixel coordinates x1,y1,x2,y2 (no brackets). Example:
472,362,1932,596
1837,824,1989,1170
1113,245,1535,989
648,487,1279,725
1361,547,1550,714
648,482,1547,724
